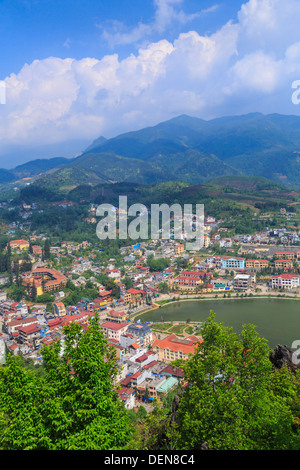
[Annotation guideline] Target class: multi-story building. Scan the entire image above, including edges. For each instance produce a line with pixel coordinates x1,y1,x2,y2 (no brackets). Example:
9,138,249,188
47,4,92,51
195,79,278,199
105,309,128,323
152,334,202,363
175,243,184,255
274,251,295,260
126,322,153,346
233,274,251,291
271,274,300,290
245,259,269,271
17,323,41,344
274,259,293,270
100,321,129,342
53,301,66,317
30,268,67,292
4,316,39,336
126,288,147,303
7,239,29,251
220,256,245,270
175,270,213,291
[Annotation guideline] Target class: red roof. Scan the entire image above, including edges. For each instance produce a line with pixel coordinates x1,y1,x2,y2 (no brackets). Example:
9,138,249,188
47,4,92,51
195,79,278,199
100,321,128,331
107,310,126,317
273,274,300,279
143,360,158,369
152,333,202,355
127,288,143,294
136,354,148,363
161,365,184,378
17,324,41,335
48,318,63,328
116,387,134,398
119,376,132,387
130,372,141,379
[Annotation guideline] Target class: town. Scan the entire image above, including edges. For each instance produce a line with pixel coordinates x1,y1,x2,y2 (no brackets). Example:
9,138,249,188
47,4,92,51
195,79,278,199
1,203,300,411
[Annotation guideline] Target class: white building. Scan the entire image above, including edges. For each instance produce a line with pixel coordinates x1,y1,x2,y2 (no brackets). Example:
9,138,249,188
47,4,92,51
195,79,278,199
271,274,300,290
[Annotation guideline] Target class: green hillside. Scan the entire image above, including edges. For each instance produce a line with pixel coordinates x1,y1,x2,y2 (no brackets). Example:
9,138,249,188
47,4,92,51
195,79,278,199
78,112,300,188
3,112,300,190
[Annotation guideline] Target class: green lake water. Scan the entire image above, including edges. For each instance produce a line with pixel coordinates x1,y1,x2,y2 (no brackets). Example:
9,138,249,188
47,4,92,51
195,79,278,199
140,298,300,348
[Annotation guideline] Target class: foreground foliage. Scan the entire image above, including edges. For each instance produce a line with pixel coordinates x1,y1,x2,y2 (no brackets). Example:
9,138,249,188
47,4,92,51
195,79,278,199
0,311,299,450
0,313,134,450
136,313,300,450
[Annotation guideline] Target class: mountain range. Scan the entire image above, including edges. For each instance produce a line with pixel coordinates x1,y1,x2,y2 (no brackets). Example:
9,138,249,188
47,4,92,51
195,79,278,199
2,112,300,189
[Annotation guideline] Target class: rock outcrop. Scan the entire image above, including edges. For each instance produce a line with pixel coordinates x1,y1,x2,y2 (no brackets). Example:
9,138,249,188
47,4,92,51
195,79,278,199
269,344,300,372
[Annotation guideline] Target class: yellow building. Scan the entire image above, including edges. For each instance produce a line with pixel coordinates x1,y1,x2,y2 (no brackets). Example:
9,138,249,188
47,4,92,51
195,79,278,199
274,251,295,260
8,239,29,251
53,302,67,317
152,333,202,363
175,243,185,255
245,259,269,271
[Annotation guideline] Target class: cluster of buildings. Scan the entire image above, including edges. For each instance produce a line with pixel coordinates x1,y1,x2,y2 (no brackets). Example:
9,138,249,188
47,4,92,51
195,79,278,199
0,288,203,409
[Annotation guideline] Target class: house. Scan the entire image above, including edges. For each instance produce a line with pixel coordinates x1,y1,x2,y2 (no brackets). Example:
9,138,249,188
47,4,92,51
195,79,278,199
17,323,42,344
108,338,125,360
126,322,153,346
32,245,43,256
175,244,184,255
98,289,112,303
0,290,7,302
100,321,129,341
115,387,135,409
161,365,185,382
106,268,121,279
105,309,128,323
126,288,146,303
119,333,137,349
7,239,29,251
4,316,40,335
53,301,66,317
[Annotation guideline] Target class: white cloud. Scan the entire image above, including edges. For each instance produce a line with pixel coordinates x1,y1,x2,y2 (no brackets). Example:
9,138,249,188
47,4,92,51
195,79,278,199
101,0,219,47
1,0,300,160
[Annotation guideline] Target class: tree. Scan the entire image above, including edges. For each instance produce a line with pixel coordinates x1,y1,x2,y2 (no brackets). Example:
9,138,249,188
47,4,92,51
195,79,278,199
158,282,169,294
123,276,134,290
147,257,170,272
175,311,299,450
0,312,135,450
43,239,51,261
31,280,37,301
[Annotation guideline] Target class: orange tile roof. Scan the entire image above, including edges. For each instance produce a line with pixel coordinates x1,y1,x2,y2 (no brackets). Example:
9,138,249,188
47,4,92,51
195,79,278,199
152,333,202,355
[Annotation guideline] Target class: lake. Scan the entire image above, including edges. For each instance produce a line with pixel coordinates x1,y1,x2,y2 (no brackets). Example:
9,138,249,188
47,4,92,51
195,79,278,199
139,298,300,348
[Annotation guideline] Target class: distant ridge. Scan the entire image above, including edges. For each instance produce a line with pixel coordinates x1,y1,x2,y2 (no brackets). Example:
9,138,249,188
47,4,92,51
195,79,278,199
2,112,300,189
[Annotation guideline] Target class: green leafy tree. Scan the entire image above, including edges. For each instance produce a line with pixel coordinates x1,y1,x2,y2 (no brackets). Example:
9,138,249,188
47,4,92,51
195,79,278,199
158,282,169,294
0,312,135,450
176,311,299,450
147,256,170,272
43,239,51,261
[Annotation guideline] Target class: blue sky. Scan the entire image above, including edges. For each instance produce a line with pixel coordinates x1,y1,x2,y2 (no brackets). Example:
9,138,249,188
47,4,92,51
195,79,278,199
0,0,240,77
1,0,300,167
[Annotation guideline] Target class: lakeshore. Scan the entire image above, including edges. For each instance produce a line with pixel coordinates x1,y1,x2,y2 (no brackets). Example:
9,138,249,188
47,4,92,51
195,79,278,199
134,295,300,348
